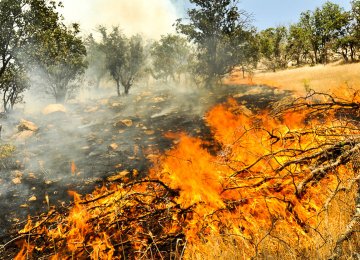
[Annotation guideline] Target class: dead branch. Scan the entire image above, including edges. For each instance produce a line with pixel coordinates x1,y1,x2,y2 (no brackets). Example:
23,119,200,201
297,143,360,197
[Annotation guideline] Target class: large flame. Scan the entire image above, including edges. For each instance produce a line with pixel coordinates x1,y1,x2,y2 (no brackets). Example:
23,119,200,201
14,89,359,259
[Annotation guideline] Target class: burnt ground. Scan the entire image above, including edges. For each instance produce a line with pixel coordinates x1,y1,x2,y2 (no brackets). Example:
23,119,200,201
0,84,290,243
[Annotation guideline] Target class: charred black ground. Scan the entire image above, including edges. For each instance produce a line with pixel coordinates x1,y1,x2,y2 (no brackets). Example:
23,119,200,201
0,84,289,244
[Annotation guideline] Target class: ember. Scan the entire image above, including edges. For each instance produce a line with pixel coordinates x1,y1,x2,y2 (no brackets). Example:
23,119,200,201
4,88,359,259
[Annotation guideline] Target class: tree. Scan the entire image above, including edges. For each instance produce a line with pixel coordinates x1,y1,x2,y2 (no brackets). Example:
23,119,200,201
100,27,144,96
176,0,254,87
332,18,357,62
0,64,29,113
0,0,69,108
0,0,24,80
258,26,288,71
315,2,349,63
84,34,107,89
31,23,87,103
298,10,320,64
352,0,360,40
346,0,360,60
0,0,86,106
150,34,191,82
287,23,312,66
0,0,26,112
299,2,349,64
120,35,144,95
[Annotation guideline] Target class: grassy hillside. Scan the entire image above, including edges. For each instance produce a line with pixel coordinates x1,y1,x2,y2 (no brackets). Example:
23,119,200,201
226,62,360,94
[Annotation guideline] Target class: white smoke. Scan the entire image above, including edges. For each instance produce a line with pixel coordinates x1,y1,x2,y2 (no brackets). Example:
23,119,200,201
60,0,181,38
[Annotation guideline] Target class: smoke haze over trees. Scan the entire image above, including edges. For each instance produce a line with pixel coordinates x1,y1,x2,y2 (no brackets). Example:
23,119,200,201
1,0,360,111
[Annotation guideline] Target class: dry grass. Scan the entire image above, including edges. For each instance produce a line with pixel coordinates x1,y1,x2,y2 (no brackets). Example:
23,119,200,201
184,188,359,260
225,62,360,94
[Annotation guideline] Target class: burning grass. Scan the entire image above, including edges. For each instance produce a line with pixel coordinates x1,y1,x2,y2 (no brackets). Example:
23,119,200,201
5,87,360,259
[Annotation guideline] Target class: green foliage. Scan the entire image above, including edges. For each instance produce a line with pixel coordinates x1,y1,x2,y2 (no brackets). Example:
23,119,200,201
287,23,312,65
0,64,29,112
85,34,107,89
0,0,87,106
176,0,255,87
99,27,144,96
150,34,191,82
298,2,350,64
258,26,288,71
0,0,30,112
0,144,16,159
31,23,87,103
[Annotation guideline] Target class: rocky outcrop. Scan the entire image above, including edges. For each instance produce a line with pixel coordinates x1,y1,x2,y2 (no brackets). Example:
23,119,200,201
18,119,39,132
42,104,67,115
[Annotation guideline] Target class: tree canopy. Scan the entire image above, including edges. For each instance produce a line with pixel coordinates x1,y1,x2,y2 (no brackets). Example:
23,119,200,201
176,0,255,87
150,34,191,82
0,0,87,107
99,27,144,96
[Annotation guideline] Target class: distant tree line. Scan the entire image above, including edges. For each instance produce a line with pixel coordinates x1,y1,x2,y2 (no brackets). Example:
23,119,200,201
257,0,360,71
1,0,359,113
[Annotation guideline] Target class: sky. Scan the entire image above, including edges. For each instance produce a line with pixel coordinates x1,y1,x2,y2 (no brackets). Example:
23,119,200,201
60,0,352,38
240,0,352,30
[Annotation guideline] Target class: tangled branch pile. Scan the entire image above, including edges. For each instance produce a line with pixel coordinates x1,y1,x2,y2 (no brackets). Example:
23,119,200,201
6,87,360,259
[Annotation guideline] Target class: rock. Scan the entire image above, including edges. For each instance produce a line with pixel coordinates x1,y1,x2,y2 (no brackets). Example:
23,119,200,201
12,177,22,185
108,143,119,151
233,93,244,98
85,106,99,113
111,103,122,108
42,104,67,115
13,130,34,141
144,130,155,135
114,163,122,169
107,170,129,182
28,172,36,179
18,119,38,132
28,195,37,201
99,99,109,105
114,119,133,128
152,97,165,103
11,170,23,178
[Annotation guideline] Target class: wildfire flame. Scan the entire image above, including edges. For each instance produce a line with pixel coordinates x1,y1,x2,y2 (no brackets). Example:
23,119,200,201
14,89,360,259
71,161,77,175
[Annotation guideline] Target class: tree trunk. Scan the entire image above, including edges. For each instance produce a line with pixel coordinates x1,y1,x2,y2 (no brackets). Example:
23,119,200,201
342,49,349,63
55,93,66,103
124,84,131,95
55,85,67,103
350,45,356,62
116,80,121,96
313,48,318,64
95,77,101,89
205,75,216,89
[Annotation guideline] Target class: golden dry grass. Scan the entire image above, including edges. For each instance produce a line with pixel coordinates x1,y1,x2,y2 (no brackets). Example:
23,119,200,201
225,62,360,94
184,188,359,260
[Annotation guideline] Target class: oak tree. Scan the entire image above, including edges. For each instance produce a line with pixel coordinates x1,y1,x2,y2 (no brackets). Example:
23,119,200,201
100,27,144,96
176,0,254,87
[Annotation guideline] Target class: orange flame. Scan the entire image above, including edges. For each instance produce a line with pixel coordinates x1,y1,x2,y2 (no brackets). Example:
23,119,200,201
71,161,77,175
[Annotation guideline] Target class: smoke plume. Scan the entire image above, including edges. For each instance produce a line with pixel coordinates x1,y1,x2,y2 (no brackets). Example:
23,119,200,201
60,0,182,38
